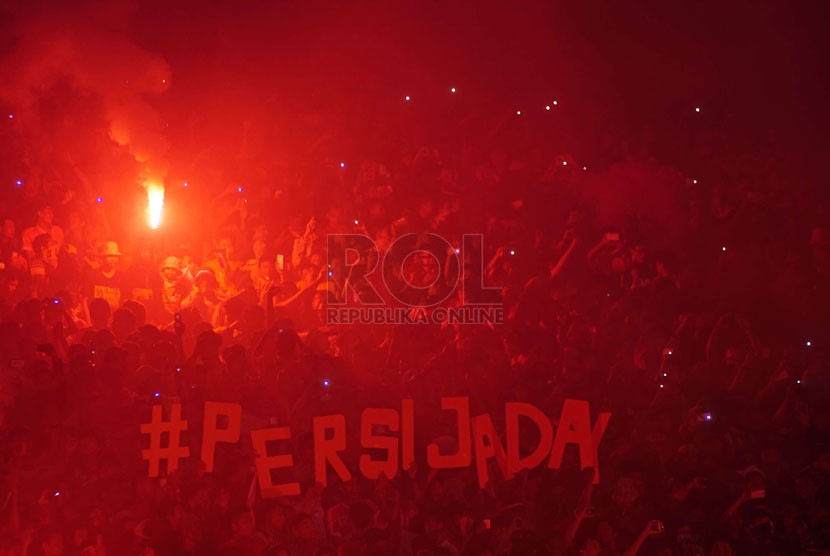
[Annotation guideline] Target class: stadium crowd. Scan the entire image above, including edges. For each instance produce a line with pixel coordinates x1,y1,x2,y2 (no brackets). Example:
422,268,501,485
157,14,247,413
0,106,829,556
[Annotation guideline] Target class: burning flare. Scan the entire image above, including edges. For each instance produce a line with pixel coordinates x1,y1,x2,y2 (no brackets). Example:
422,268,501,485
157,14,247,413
145,181,165,229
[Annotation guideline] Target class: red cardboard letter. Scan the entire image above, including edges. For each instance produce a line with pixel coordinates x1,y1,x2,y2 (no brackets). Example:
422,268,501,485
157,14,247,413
251,426,300,498
313,414,351,486
202,402,242,472
589,411,611,484
427,397,472,469
472,413,514,488
548,400,611,484
359,408,399,479
506,402,553,475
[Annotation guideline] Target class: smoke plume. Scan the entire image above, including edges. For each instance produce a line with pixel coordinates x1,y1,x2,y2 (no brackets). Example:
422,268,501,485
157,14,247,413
0,7,171,184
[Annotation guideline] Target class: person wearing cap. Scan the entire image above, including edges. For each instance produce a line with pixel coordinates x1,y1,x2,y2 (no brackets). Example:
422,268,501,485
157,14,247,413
156,256,188,320
85,241,129,310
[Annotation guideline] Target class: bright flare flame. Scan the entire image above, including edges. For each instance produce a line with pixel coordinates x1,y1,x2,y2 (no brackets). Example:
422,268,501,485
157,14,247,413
146,182,165,229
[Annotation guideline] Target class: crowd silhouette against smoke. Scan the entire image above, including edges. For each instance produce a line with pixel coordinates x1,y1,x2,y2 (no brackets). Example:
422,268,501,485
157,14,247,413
0,1,829,555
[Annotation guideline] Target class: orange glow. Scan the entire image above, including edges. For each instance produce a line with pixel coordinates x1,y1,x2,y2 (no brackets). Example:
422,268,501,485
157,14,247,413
146,181,165,229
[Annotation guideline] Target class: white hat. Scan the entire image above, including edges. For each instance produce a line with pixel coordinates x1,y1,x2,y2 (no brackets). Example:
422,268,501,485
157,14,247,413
100,241,122,257
160,256,182,272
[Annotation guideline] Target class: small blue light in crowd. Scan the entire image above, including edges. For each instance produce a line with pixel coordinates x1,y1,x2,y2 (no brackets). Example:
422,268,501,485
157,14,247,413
96,197,103,204
806,340,812,347
154,392,160,398
237,186,243,193
15,180,22,187
322,379,330,388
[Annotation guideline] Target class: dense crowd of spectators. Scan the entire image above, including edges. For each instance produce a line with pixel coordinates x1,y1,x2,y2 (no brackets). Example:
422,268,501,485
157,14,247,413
0,104,829,556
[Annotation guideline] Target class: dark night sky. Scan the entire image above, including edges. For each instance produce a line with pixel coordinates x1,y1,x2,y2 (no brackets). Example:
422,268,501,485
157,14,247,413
1,0,828,190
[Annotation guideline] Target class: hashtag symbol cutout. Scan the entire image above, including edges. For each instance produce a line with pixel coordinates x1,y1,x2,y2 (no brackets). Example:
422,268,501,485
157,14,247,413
141,404,190,477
